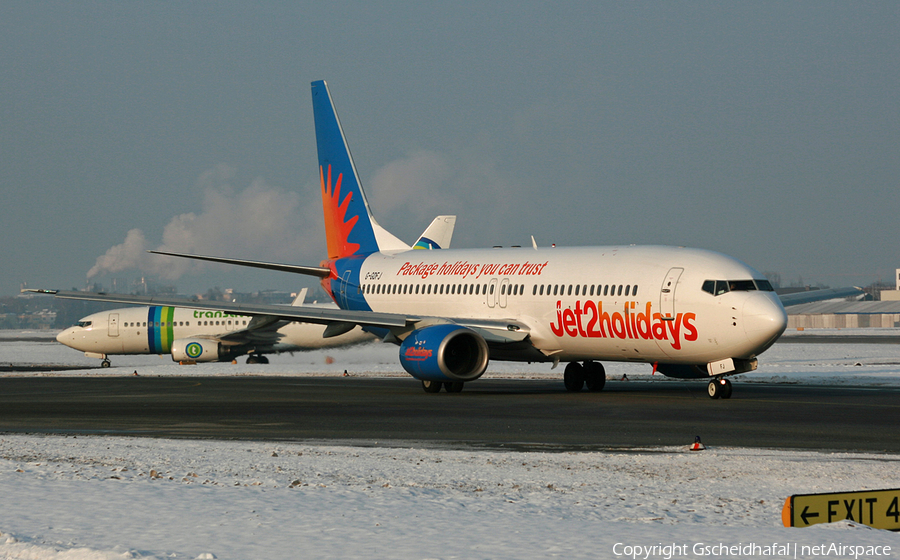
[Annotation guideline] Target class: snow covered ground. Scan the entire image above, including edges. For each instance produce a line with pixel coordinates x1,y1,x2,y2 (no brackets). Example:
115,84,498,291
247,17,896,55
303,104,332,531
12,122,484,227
0,329,899,559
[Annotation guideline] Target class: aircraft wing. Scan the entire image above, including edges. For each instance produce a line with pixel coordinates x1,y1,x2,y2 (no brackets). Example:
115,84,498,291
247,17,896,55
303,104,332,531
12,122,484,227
778,286,865,307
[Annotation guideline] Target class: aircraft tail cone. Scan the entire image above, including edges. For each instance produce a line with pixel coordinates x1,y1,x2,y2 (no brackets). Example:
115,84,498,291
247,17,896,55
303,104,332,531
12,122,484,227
690,436,706,451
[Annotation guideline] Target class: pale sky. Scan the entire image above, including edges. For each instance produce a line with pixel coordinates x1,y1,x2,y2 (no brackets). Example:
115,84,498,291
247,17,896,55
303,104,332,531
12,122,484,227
3,2,898,297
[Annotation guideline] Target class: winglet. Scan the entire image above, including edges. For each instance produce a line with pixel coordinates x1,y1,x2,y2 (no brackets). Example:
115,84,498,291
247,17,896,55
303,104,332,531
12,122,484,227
414,216,456,250
290,288,309,306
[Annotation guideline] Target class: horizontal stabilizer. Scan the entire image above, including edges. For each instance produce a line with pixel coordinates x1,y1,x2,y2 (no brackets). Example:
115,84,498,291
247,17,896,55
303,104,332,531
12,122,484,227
148,250,332,278
28,289,410,330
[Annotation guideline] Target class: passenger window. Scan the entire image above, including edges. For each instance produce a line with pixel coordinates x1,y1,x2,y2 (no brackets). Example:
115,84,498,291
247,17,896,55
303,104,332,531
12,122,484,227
567,285,572,296
490,284,495,295
625,285,630,296
617,285,623,296
574,285,580,296
633,285,638,297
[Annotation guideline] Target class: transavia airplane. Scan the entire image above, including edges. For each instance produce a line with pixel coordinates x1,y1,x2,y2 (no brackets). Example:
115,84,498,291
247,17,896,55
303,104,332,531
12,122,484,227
54,216,457,367
30,81,862,398
55,290,375,367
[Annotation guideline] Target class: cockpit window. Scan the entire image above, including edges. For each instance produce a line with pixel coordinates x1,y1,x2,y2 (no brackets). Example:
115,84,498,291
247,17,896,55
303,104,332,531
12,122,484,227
702,280,731,295
703,279,775,296
76,320,92,328
729,280,757,292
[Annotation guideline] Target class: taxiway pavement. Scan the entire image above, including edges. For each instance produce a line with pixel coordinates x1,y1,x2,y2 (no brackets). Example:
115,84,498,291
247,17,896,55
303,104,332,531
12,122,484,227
0,377,896,452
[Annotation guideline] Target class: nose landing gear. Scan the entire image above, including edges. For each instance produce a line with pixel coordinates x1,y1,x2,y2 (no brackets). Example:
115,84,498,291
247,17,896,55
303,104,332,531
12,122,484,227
707,377,733,399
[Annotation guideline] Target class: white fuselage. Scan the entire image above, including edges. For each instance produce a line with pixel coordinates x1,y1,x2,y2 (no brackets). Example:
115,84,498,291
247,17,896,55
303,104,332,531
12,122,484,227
342,244,787,367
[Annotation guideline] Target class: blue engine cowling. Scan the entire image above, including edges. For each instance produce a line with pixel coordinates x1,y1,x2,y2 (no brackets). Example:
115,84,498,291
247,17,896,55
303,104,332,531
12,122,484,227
170,338,221,362
399,324,489,382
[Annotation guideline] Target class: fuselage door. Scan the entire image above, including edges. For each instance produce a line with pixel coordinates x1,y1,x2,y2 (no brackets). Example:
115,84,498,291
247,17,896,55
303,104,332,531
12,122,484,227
487,278,498,308
108,313,119,337
659,268,684,320
499,278,510,309
338,270,352,308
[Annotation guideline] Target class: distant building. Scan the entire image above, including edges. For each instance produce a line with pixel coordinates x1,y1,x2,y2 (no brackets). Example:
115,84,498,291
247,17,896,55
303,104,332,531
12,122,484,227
788,301,900,329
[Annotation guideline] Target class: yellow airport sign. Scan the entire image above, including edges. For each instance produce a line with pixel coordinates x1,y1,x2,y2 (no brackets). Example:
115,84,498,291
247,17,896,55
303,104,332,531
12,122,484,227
783,488,900,531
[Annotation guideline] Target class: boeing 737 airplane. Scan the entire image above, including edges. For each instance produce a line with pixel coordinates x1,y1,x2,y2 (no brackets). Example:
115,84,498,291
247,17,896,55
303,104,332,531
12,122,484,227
55,291,373,367
55,216,457,367
34,80,842,398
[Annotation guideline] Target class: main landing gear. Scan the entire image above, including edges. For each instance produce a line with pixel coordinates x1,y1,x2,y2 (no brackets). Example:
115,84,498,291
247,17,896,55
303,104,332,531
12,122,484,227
421,380,465,393
707,377,733,399
246,354,269,365
100,359,111,368
564,361,606,392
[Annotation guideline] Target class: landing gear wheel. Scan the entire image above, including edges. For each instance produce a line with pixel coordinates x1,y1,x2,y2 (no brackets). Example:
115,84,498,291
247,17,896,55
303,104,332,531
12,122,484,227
444,382,464,393
100,359,111,368
720,379,733,399
422,380,442,393
246,354,269,365
708,378,732,399
583,361,606,392
564,362,585,392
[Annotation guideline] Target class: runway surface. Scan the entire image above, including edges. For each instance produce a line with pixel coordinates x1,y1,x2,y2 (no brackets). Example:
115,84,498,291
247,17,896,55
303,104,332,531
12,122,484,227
1,376,897,452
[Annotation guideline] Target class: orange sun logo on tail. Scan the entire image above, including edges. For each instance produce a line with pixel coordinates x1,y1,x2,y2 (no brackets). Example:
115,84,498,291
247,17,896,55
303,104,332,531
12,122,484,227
320,165,360,260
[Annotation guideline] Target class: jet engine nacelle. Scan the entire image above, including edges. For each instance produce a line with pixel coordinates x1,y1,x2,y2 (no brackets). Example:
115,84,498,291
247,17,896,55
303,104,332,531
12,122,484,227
398,324,489,382
171,338,222,362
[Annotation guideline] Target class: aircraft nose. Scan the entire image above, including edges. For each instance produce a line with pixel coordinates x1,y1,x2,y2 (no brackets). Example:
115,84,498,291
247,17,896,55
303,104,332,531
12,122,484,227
56,327,75,346
742,292,787,351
